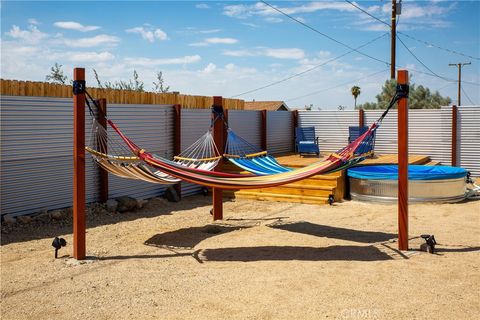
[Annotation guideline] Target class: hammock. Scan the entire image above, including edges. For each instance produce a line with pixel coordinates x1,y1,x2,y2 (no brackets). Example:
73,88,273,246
108,117,377,189
85,86,402,190
224,129,292,175
86,111,222,184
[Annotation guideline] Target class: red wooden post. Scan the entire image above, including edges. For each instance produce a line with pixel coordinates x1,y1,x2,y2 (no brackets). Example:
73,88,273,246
451,105,458,166
359,108,365,128
73,68,86,260
97,98,108,203
261,109,267,151
212,96,224,220
173,104,182,197
397,69,409,251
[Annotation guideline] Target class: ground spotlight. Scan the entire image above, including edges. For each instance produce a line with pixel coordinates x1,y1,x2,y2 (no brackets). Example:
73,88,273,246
52,237,67,258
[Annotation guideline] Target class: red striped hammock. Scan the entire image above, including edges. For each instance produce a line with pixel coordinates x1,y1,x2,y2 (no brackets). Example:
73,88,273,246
106,119,379,189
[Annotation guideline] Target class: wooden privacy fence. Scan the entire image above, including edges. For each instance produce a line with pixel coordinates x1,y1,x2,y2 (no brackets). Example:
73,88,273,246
0,79,245,110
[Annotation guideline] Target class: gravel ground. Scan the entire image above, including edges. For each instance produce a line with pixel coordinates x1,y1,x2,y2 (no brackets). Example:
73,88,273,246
1,196,479,320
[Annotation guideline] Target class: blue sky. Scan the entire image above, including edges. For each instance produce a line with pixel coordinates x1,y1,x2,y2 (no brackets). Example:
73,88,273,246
1,1,479,109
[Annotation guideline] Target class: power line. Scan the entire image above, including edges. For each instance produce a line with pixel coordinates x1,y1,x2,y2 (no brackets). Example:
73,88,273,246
232,1,478,98
398,32,480,61
397,36,480,87
461,86,475,105
434,82,456,92
286,69,388,102
397,35,443,79
344,0,479,60
230,32,389,98
398,66,478,86
260,1,389,65
344,0,390,27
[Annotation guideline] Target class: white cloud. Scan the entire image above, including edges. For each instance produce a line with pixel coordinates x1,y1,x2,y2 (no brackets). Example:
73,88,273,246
223,49,256,57
28,18,40,25
54,21,100,32
124,55,201,66
294,17,307,23
68,51,115,62
223,47,305,59
242,22,258,28
126,26,168,42
223,1,355,19
264,48,305,59
198,29,221,34
196,3,209,9
353,1,455,31
224,1,455,31
6,25,48,44
203,63,217,73
188,42,209,47
63,34,120,48
265,17,283,23
189,37,239,47
205,37,238,44
180,28,221,36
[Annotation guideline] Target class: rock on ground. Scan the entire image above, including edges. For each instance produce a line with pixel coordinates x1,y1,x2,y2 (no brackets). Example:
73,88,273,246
3,215,16,225
116,196,137,213
106,199,118,213
165,186,180,202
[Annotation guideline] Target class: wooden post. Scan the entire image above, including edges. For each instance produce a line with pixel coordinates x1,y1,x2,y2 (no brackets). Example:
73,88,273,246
292,110,298,153
212,96,224,220
173,104,182,197
97,98,108,203
451,105,458,166
261,109,267,151
359,108,365,128
397,69,409,251
73,68,86,260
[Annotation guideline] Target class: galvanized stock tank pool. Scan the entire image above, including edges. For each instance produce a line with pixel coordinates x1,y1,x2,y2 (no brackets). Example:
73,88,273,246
348,165,468,203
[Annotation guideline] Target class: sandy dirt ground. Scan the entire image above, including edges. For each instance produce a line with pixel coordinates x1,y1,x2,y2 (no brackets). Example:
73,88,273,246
1,196,479,320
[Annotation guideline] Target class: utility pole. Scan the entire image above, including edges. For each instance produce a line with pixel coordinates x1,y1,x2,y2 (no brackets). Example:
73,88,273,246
390,0,397,79
448,62,471,106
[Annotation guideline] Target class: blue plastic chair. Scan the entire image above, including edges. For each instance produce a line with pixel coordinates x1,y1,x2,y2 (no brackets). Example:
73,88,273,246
348,126,369,143
295,127,320,156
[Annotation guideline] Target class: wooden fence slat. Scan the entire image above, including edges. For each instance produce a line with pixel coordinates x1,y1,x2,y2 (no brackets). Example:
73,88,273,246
0,79,245,109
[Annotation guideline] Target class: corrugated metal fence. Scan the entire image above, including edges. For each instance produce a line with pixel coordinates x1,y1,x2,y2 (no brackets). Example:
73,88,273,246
456,106,480,177
180,109,211,197
364,109,453,166
107,103,174,199
228,110,262,149
1,95,478,218
267,111,294,154
1,96,98,216
298,111,358,152
298,107,479,176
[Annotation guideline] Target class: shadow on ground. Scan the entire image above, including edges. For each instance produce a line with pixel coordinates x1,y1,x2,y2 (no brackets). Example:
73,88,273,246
435,246,480,253
145,224,246,249
269,221,397,243
193,245,393,263
1,195,214,245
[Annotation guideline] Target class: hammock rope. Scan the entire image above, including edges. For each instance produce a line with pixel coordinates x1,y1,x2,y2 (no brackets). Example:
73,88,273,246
84,95,223,184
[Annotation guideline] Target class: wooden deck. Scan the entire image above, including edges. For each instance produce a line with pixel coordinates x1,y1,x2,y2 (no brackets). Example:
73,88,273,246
274,153,433,167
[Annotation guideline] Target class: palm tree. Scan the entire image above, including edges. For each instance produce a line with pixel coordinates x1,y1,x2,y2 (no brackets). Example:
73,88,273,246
351,85,361,109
